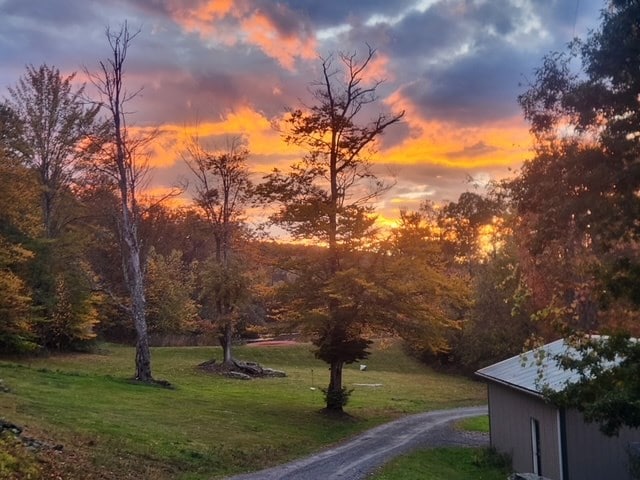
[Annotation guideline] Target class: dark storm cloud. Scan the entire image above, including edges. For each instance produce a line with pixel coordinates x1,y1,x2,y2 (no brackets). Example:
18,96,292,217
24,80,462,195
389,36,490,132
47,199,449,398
253,0,313,37
1,0,97,25
378,120,413,151
472,0,520,35
0,0,143,87
384,3,471,59
401,40,531,124
131,66,300,125
276,0,415,27
354,0,523,62
344,0,603,127
535,0,605,41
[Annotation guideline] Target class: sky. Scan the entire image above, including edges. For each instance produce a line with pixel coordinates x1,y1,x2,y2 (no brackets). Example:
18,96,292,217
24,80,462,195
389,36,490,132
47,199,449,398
0,0,604,227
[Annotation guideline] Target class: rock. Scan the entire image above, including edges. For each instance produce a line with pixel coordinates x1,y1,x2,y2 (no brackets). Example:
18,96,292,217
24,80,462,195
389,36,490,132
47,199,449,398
0,419,22,435
0,379,10,393
224,371,252,380
24,437,43,451
0,420,64,452
199,358,287,379
233,360,263,376
262,368,287,377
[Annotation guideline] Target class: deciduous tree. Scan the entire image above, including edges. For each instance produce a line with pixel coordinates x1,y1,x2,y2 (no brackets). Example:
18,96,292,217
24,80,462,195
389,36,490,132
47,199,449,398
0,120,39,352
6,65,100,238
511,0,640,432
146,248,198,336
438,191,502,265
376,210,470,362
184,137,253,365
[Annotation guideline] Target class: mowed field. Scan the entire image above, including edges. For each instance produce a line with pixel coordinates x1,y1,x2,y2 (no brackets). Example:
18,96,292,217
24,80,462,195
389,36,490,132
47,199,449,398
0,341,486,479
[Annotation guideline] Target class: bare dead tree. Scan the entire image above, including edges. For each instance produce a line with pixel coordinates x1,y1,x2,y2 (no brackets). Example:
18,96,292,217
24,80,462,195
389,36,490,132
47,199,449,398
87,22,154,382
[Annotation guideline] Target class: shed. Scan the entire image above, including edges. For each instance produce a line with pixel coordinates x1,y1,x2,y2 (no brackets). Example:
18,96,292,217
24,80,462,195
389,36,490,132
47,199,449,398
476,339,640,480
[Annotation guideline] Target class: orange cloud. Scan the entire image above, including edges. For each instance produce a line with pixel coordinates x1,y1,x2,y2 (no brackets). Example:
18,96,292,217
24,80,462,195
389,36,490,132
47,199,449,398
165,0,237,36
380,118,530,169
380,88,531,169
241,9,317,70
165,0,317,70
140,91,532,235
361,51,393,83
140,105,299,170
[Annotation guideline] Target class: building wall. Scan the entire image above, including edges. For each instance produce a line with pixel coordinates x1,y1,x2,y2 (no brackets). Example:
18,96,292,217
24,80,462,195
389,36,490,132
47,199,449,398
565,409,640,480
488,383,562,479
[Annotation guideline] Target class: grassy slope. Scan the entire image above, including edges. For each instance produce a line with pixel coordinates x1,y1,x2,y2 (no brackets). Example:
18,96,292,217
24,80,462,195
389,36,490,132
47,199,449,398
0,342,485,479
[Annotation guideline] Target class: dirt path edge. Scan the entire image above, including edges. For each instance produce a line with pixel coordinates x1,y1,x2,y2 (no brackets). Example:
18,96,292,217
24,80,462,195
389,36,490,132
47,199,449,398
224,405,488,480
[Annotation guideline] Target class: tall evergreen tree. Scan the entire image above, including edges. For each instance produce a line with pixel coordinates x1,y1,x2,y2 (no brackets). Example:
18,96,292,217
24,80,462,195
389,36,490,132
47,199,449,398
259,46,404,411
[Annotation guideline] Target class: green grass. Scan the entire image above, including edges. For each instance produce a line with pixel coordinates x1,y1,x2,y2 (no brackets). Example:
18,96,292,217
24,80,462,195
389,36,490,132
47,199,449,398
370,447,510,480
456,414,489,433
0,341,485,479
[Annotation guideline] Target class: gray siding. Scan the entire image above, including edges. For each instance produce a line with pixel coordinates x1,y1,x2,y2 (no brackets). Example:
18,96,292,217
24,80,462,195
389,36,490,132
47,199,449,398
488,383,562,479
565,409,640,480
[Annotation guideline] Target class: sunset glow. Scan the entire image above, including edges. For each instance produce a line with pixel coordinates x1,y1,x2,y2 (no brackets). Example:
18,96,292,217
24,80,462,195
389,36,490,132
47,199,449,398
0,0,603,231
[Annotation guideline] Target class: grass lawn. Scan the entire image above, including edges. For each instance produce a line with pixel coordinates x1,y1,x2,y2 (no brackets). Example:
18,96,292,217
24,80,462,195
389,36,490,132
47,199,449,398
455,414,490,433
0,341,485,479
370,447,510,480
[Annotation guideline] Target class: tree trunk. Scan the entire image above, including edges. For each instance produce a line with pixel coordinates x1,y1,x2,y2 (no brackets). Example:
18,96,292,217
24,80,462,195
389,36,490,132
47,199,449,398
132,280,152,381
326,360,344,411
135,334,152,381
42,187,54,238
126,228,153,381
219,321,233,366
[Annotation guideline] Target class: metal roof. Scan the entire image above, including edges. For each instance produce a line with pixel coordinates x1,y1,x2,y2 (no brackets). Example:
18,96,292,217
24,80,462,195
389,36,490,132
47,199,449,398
475,339,584,398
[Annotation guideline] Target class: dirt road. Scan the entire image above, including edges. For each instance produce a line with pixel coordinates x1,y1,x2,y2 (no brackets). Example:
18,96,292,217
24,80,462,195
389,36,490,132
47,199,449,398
224,405,488,480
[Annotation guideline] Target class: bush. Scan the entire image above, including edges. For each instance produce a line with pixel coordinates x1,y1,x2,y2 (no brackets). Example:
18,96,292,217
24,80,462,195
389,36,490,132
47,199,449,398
472,447,511,472
0,432,41,479
321,387,354,409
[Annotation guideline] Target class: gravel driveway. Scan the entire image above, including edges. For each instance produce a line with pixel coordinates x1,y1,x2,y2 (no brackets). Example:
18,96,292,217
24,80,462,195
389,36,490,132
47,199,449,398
224,405,488,480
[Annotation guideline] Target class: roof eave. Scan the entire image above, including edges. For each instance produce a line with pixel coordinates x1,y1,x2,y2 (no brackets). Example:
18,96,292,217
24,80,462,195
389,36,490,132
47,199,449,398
475,370,546,400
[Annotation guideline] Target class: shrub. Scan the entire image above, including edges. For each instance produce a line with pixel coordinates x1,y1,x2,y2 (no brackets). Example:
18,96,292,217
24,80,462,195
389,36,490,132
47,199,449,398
0,432,41,479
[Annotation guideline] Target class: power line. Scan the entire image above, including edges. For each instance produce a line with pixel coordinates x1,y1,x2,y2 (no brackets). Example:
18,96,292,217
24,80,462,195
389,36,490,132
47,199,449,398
572,0,580,38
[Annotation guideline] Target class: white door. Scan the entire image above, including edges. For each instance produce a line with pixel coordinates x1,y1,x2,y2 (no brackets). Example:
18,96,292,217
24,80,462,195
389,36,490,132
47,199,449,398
531,417,542,475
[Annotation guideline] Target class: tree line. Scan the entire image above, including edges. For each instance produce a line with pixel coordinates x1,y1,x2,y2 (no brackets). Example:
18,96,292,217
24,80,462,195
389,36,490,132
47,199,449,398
1,0,639,419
